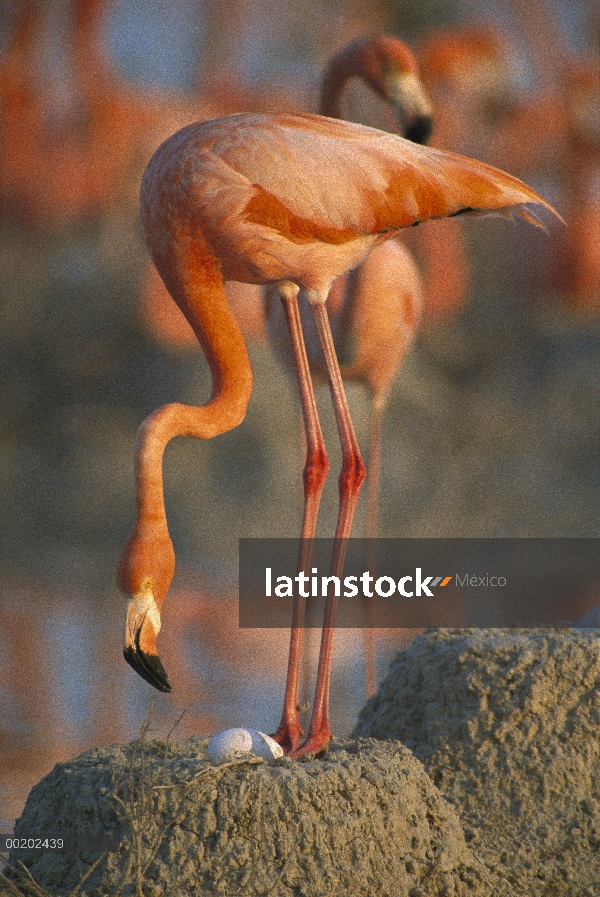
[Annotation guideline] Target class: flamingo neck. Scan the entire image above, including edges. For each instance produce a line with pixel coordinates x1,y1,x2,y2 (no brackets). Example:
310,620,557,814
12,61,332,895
320,47,362,119
133,240,254,526
2,1,38,79
319,37,419,119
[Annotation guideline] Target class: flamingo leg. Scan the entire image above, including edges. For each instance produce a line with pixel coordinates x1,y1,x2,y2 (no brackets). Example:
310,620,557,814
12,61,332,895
364,396,385,698
289,297,367,758
271,286,330,752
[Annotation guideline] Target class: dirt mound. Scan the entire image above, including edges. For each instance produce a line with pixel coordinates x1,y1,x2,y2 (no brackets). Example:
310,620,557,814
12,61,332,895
5,737,491,897
353,628,600,896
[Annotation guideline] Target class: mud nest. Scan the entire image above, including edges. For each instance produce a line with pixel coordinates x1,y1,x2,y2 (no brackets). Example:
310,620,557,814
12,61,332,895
354,628,600,897
4,737,492,897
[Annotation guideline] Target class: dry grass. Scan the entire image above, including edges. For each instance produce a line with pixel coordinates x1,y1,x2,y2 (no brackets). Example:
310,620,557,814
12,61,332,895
0,705,278,897
1,707,183,896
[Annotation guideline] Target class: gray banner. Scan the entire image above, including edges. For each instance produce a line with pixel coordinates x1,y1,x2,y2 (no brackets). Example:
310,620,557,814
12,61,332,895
238,539,600,628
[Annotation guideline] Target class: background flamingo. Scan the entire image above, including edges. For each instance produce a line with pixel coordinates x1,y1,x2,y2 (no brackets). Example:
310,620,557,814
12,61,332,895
505,0,600,310
414,25,527,321
418,16,598,312
0,0,248,230
118,111,558,757
266,35,431,697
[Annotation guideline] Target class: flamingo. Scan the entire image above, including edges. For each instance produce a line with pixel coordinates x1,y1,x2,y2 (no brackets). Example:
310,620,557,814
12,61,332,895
265,36,433,698
0,0,49,225
504,0,599,309
413,25,526,320
0,0,217,228
0,0,143,226
416,24,576,313
117,111,559,757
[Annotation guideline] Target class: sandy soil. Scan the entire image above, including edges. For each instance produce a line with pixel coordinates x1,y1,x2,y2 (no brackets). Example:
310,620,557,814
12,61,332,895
354,629,600,896
5,737,490,897
5,629,600,897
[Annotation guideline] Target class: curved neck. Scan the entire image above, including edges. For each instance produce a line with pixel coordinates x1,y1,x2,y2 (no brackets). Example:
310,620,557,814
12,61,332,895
134,241,254,523
320,46,363,118
320,37,426,130
320,38,419,119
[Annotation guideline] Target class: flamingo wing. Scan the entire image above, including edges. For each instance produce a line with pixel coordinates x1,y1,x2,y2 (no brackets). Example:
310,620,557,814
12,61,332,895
142,113,560,287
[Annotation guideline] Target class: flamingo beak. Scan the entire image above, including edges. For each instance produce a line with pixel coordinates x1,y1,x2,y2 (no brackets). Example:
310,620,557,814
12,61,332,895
386,72,434,145
404,113,433,145
123,596,172,693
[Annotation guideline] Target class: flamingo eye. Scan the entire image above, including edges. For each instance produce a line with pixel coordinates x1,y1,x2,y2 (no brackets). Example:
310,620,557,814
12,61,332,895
141,577,153,593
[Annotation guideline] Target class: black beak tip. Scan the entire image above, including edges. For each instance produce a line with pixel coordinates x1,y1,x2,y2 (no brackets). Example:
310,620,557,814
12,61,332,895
123,645,173,693
406,114,434,145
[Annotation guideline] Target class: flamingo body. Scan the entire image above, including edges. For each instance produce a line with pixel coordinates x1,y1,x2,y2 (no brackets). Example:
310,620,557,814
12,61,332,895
142,112,551,287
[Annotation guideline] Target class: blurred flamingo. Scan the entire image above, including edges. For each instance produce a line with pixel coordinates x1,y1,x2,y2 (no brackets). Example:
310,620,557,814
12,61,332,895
410,27,532,320
557,62,600,310
418,26,523,164
414,24,547,320
505,0,599,310
0,0,143,225
117,110,559,757
420,18,598,311
0,0,53,225
0,0,222,229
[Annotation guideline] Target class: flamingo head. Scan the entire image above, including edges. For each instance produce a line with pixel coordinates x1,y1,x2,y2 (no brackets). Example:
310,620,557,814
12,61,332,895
117,520,176,693
356,36,434,144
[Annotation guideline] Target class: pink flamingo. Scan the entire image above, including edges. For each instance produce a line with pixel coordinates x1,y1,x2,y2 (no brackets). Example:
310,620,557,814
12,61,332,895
117,111,559,757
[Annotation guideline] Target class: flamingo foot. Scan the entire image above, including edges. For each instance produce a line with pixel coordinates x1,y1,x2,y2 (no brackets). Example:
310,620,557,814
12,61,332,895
270,714,303,753
286,729,332,759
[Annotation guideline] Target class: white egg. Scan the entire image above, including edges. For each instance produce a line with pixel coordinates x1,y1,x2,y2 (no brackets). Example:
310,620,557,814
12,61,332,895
207,727,284,763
